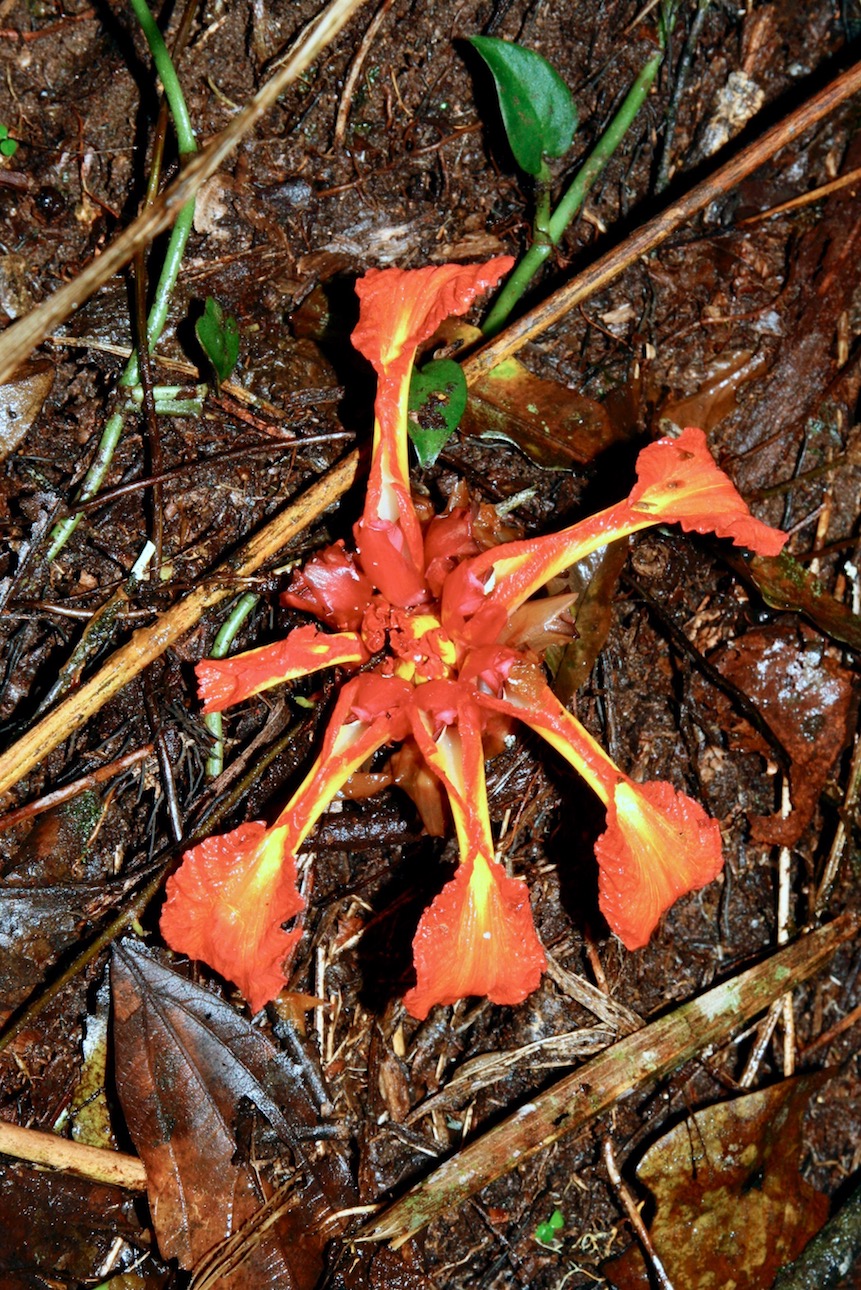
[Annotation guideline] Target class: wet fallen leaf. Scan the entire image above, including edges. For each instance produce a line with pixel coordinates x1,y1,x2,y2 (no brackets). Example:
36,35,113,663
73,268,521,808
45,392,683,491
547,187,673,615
0,362,54,464
716,621,854,845
605,1073,832,1290
0,1160,152,1288
444,321,619,468
111,941,356,1283
546,538,630,704
740,551,861,653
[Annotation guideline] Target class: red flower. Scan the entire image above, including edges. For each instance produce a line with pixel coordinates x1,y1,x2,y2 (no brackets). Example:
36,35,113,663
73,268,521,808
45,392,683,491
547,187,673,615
161,822,302,1015
162,260,786,1017
403,852,546,1019
197,625,367,714
627,427,788,556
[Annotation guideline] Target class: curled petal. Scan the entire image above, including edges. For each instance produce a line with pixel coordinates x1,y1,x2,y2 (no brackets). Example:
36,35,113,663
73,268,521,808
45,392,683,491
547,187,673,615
161,823,303,1014
404,853,546,1019
353,259,514,606
352,260,515,384
628,427,787,555
196,625,367,714
281,540,374,631
596,779,724,949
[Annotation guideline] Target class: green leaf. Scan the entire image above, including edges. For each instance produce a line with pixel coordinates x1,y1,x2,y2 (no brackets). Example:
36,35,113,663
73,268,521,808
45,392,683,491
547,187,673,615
469,36,577,177
0,125,18,159
407,358,468,467
195,296,240,391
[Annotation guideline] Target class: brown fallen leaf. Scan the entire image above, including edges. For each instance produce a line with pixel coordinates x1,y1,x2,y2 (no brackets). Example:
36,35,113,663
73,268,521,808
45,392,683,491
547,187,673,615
0,362,54,464
111,941,356,1283
443,321,620,469
605,1073,832,1290
715,621,855,846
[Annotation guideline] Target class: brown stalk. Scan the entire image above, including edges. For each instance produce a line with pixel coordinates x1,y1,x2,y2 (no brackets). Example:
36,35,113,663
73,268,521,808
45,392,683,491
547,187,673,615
0,449,360,801
0,0,371,386
462,56,861,383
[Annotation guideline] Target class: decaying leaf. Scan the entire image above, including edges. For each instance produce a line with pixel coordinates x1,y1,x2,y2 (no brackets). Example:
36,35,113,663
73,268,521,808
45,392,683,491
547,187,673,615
0,1160,152,1288
741,551,861,653
111,941,356,1282
605,1074,832,1290
715,621,855,846
442,321,619,468
0,363,53,464
545,538,630,704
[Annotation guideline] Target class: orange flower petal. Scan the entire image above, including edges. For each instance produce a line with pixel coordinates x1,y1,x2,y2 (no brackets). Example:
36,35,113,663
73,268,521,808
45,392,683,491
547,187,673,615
352,259,514,606
409,685,494,865
628,426,787,555
160,822,303,1014
596,779,723,949
477,670,724,948
403,852,546,1019
274,673,413,849
196,625,367,713
352,260,515,385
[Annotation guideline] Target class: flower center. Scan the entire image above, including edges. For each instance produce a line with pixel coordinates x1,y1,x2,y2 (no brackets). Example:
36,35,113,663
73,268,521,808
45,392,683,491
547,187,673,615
362,602,459,683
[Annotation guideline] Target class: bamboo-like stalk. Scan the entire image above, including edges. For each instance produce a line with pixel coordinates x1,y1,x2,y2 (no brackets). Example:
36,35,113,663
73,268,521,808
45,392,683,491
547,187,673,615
357,914,858,1247
0,451,360,800
0,1120,147,1191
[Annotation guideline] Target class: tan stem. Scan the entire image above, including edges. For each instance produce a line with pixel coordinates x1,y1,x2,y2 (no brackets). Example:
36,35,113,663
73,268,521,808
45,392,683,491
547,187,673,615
0,1120,147,1191
0,450,360,800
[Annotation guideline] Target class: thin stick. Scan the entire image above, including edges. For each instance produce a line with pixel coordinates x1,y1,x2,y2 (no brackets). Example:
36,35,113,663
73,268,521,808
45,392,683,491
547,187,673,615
0,449,360,801
0,1120,147,1191
604,1138,675,1290
462,56,861,383
333,0,395,147
0,0,371,386
0,746,152,833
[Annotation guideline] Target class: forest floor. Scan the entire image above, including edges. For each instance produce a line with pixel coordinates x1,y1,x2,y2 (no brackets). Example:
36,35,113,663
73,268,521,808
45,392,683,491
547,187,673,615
0,0,860,1287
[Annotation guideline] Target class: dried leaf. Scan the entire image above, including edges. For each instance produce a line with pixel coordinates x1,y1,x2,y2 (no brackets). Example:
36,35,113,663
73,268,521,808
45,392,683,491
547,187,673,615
605,1074,831,1289
716,621,854,845
111,941,356,1280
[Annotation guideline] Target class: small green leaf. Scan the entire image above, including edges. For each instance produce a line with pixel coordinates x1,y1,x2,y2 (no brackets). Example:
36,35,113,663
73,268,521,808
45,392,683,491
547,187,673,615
0,125,18,159
407,358,468,467
549,1209,565,1231
534,1222,557,1245
195,296,240,391
469,37,577,177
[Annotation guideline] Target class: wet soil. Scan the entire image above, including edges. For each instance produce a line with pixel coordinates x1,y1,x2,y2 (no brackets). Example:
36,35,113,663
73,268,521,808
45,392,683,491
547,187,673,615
0,1,860,1287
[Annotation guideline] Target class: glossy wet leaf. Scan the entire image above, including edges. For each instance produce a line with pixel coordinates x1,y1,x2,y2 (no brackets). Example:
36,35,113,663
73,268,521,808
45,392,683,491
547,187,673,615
716,621,854,846
546,538,630,704
448,322,618,467
407,357,468,466
0,1161,151,1288
469,37,577,176
195,295,240,391
743,550,861,652
605,1074,832,1290
111,941,355,1279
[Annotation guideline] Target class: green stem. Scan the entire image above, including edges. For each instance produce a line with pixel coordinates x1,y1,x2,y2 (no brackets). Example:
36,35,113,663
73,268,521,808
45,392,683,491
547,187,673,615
46,0,198,561
204,593,260,778
482,46,665,338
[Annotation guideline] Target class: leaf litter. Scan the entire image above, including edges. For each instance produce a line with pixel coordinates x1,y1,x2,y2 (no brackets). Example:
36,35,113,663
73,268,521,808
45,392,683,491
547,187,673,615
0,0,859,1287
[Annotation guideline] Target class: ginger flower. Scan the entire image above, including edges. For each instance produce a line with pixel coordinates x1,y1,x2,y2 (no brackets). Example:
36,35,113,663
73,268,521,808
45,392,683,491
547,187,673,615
161,258,787,1018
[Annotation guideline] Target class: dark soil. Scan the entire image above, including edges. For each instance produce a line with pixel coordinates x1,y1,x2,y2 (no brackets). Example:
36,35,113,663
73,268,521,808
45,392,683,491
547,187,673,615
0,1,859,1287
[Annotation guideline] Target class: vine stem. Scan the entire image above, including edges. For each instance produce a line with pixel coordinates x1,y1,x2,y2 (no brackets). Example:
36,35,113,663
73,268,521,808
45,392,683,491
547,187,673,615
46,0,199,560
